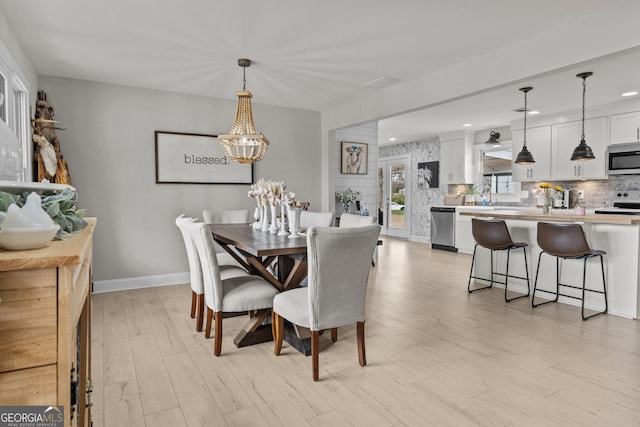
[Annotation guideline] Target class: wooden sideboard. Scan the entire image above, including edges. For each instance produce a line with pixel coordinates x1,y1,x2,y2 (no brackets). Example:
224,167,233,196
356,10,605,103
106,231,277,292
0,218,96,427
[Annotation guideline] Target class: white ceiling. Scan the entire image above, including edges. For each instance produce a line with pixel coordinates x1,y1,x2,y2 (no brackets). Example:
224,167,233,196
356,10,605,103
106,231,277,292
1,0,639,144
378,47,640,144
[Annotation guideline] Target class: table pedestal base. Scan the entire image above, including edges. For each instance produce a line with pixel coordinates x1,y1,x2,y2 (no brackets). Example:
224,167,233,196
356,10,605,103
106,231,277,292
232,314,312,356
234,324,273,347
283,322,312,356
233,309,273,348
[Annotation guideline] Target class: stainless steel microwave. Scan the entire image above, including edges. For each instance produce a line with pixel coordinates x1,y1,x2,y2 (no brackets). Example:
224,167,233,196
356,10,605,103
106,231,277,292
608,142,640,175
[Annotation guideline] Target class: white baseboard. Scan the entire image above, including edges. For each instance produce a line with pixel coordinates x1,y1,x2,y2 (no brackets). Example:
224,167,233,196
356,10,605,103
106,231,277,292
410,235,429,243
92,272,189,294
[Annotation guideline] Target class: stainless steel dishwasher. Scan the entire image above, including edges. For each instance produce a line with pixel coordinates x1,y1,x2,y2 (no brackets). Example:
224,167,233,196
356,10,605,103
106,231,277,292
430,206,457,252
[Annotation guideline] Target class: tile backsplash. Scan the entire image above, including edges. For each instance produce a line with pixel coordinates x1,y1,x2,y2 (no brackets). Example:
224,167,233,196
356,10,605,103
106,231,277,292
450,175,640,209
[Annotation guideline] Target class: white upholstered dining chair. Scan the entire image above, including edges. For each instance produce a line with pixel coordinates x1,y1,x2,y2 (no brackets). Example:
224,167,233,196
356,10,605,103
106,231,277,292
300,211,334,228
338,213,375,227
272,224,381,380
175,214,248,332
203,209,251,268
187,221,279,356
339,213,379,265
203,209,251,224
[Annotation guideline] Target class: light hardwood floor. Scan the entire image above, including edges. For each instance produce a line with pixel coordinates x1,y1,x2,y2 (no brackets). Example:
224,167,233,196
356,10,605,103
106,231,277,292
92,238,640,426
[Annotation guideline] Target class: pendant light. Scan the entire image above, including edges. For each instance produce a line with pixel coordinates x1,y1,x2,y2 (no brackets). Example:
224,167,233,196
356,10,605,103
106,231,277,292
218,58,270,164
571,72,595,161
514,87,535,165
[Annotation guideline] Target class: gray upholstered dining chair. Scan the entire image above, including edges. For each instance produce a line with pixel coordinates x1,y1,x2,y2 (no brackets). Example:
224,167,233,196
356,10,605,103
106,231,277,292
272,224,381,381
187,221,279,356
202,209,251,268
175,214,249,332
300,211,334,228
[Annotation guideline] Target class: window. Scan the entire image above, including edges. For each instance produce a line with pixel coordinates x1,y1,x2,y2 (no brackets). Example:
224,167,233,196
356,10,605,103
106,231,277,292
485,173,514,194
0,40,30,181
0,71,6,123
474,142,521,203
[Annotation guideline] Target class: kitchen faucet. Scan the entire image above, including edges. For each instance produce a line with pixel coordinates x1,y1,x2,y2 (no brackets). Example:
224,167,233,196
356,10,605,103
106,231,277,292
483,181,494,206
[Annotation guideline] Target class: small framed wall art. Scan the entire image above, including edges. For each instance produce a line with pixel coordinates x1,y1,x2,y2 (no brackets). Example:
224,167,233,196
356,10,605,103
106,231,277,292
155,131,253,184
341,141,368,175
417,161,439,189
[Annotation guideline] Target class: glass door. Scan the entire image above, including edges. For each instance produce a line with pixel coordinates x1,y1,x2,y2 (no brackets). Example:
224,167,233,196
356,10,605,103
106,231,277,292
378,156,409,239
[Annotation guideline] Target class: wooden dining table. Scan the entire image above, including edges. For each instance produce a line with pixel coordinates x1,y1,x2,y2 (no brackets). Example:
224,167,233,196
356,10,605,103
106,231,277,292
210,223,308,292
210,223,311,352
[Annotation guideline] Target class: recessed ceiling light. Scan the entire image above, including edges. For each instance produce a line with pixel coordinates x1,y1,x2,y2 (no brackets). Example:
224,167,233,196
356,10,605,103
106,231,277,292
388,137,396,141
462,123,472,127
527,110,540,115
622,91,638,97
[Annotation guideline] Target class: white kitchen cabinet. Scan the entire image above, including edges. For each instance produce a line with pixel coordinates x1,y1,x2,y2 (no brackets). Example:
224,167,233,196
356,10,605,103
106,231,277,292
440,136,473,184
511,126,551,182
609,111,640,144
551,117,608,180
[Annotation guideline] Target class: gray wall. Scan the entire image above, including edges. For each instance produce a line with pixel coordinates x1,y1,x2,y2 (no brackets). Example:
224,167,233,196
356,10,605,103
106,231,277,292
0,9,37,93
39,76,321,285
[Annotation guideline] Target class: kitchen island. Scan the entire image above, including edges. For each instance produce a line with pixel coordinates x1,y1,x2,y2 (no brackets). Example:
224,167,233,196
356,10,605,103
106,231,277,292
458,209,639,319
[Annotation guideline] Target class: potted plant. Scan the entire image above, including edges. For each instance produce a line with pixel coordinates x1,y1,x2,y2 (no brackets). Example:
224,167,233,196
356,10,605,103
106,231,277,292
458,184,482,206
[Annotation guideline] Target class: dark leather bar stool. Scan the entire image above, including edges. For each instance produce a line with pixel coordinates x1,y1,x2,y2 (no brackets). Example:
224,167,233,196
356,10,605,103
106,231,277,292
468,218,530,302
532,222,607,320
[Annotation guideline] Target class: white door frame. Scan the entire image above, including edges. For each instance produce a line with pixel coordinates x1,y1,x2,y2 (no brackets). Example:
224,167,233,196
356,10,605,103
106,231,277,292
378,154,410,239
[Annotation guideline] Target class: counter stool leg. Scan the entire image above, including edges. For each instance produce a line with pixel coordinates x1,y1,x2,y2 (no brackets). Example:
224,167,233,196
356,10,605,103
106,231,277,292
523,247,531,297
581,257,588,321
490,250,495,288
600,255,608,314
505,246,530,302
503,249,510,302
582,254,608,321
467,244,476,293
555,257,560,302
468,244,493,293
532,251,556,307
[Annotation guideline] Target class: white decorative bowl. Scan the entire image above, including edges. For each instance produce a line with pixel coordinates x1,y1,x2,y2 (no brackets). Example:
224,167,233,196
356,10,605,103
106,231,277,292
0,180,75,194
0,225,59,250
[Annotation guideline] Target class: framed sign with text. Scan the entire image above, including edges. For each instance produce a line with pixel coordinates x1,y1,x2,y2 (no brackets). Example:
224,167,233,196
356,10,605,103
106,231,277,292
155,131,253,184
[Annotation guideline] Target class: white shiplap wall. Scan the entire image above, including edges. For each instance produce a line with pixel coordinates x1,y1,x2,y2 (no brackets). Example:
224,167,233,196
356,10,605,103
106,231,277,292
334,122,378,219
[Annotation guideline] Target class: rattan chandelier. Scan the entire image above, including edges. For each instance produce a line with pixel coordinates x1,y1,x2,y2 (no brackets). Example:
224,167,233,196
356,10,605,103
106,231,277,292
218,58,269,164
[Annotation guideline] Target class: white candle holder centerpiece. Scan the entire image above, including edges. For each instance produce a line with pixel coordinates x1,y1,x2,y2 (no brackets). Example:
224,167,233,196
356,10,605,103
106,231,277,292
261,203,270,232
278,191,294,236
253,206,261,229
247,178,307,238
287,206,302,239
269,201,279,234
268,181,284,233
248,182,263,229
